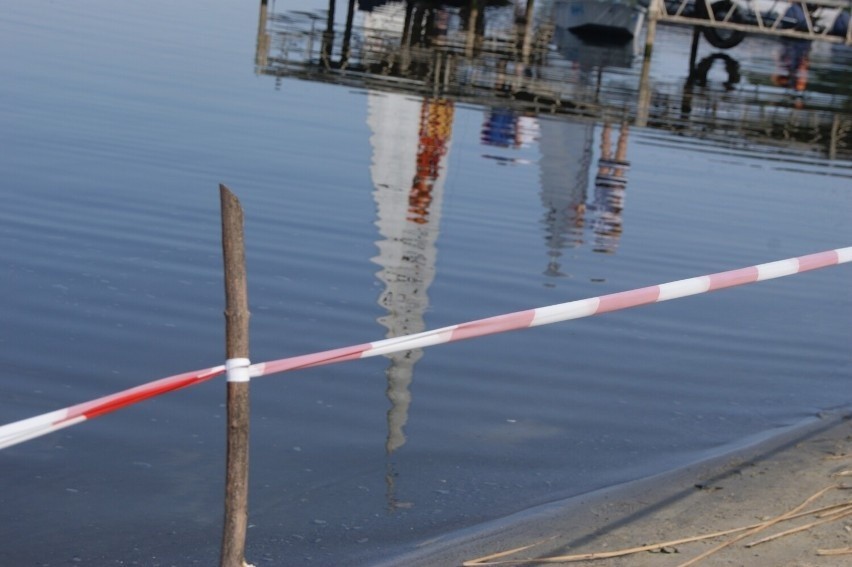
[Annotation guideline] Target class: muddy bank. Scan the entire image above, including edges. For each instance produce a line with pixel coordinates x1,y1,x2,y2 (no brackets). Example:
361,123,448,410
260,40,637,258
375,409,852,566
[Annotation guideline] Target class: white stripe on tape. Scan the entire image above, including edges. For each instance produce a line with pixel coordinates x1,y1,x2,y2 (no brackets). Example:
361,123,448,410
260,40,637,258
757,258,800,281
225,358,252,383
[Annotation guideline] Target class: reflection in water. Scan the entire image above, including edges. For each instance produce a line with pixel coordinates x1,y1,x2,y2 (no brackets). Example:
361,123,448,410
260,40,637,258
364,2,455,510
773,39,812,92
666,48,851,158
368,90,453,509
537,118,593,276
681,53,741,121
258,0,852,160
360,1,472,513
481,107,538,149
771,2,817,92
480,107,539,167
260,0,848,504
590,122,629,254
537,119,631,274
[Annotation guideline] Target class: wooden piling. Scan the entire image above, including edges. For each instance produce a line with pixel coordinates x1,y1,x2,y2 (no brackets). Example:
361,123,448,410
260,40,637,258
255,0,270,70
636,0,659,127
219,184,252,567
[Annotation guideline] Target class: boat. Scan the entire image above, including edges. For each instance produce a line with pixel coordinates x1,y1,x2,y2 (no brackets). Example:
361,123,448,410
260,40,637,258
553,25,638,68
553,0,649,42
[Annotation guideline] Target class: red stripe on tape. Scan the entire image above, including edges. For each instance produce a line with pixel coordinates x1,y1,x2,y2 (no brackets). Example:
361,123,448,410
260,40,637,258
596,285,661,314
797,250,839,273
450,309,536,342
260,343,372,375
707,266,759,291
67,368,223,421
2,246,849,451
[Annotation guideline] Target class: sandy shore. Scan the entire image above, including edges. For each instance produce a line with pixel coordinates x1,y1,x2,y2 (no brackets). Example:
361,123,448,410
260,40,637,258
378,409,852,567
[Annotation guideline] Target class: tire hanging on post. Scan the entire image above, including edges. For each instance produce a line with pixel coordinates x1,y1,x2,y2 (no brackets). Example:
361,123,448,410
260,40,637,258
698,0,747,49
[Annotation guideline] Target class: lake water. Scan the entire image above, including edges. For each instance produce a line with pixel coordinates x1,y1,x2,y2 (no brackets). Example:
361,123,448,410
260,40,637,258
1,1,850,565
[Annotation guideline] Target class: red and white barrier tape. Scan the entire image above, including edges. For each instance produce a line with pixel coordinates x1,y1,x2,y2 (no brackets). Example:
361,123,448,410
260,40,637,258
0,367,224,450
248,247,852,377
1,247,849,450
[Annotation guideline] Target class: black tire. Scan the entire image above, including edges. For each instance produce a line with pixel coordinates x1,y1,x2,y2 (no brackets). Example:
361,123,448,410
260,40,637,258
698,1,747,49
693,53,741,89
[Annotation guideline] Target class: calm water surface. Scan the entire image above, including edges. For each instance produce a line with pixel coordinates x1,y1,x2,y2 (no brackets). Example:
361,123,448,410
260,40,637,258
1,1,851,565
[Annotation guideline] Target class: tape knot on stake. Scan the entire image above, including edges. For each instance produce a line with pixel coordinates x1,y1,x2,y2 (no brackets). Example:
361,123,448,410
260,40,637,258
225,358,252,383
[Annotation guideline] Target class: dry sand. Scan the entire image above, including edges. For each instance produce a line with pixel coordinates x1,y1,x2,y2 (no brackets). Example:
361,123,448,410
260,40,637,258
379,409,852,567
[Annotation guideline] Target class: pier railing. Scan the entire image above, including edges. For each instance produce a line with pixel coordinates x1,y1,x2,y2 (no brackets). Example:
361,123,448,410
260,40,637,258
653,0,852,45
256,5,852,160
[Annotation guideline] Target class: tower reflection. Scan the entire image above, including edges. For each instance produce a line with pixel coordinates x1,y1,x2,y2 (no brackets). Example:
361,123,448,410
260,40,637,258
537,118,594,276
363,0,456,512
589,121,629,254
368,92,453,509
536,119,630,274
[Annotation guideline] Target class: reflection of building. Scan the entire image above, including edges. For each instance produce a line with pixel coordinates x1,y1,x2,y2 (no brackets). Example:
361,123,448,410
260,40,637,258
368,92,453,461
368,93,453,511
537,118,594,275
589,122,629,254
361,0,409,72
258,1,852,160
364,0,455,464
536,119,630,272
362,0,454,513
481,108,539,149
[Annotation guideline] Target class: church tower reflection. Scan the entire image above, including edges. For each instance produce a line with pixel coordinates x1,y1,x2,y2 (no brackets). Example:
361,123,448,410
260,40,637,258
362,0,455,511
368,92,453,509
363,0,453,459
368,93,452,458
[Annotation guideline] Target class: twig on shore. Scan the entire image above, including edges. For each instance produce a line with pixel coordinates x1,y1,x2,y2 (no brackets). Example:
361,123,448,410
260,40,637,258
744,505,852,548
464,485,851,566
674,485,838,567
817,546,852,556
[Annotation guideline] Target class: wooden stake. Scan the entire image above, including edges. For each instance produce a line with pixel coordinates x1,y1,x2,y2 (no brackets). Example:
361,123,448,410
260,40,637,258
636,0,659,127
219,184,252,567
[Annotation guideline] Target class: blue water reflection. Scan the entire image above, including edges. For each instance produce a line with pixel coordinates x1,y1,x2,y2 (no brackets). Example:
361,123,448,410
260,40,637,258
0,0,850,565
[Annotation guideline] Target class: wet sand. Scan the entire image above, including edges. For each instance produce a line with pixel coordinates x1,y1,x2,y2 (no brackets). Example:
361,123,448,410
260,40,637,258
377,408,852,567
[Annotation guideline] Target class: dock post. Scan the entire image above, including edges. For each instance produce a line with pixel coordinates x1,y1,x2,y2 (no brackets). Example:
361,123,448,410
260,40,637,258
322,0,336,68
636,0,659,127
688,26,701,78
465,0,480,57
219,184,253,567
518,0,535,63
255,0,269,71
341,0,357,67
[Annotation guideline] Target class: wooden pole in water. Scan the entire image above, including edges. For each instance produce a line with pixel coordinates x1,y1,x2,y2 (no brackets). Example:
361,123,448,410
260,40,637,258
255,0,269,71
636,0,659,127
341,0,357,67
322,0,336,68
465,0,480,57
688,26,701,76
219,184,252,567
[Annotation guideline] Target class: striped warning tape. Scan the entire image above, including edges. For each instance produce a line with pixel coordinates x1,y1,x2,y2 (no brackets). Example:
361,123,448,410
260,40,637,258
1,247,849,450
248,247,852,377
0,367,224,450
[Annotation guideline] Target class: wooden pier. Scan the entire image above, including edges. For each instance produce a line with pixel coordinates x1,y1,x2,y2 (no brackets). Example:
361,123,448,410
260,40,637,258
649,0,851,49
255,1,852,160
